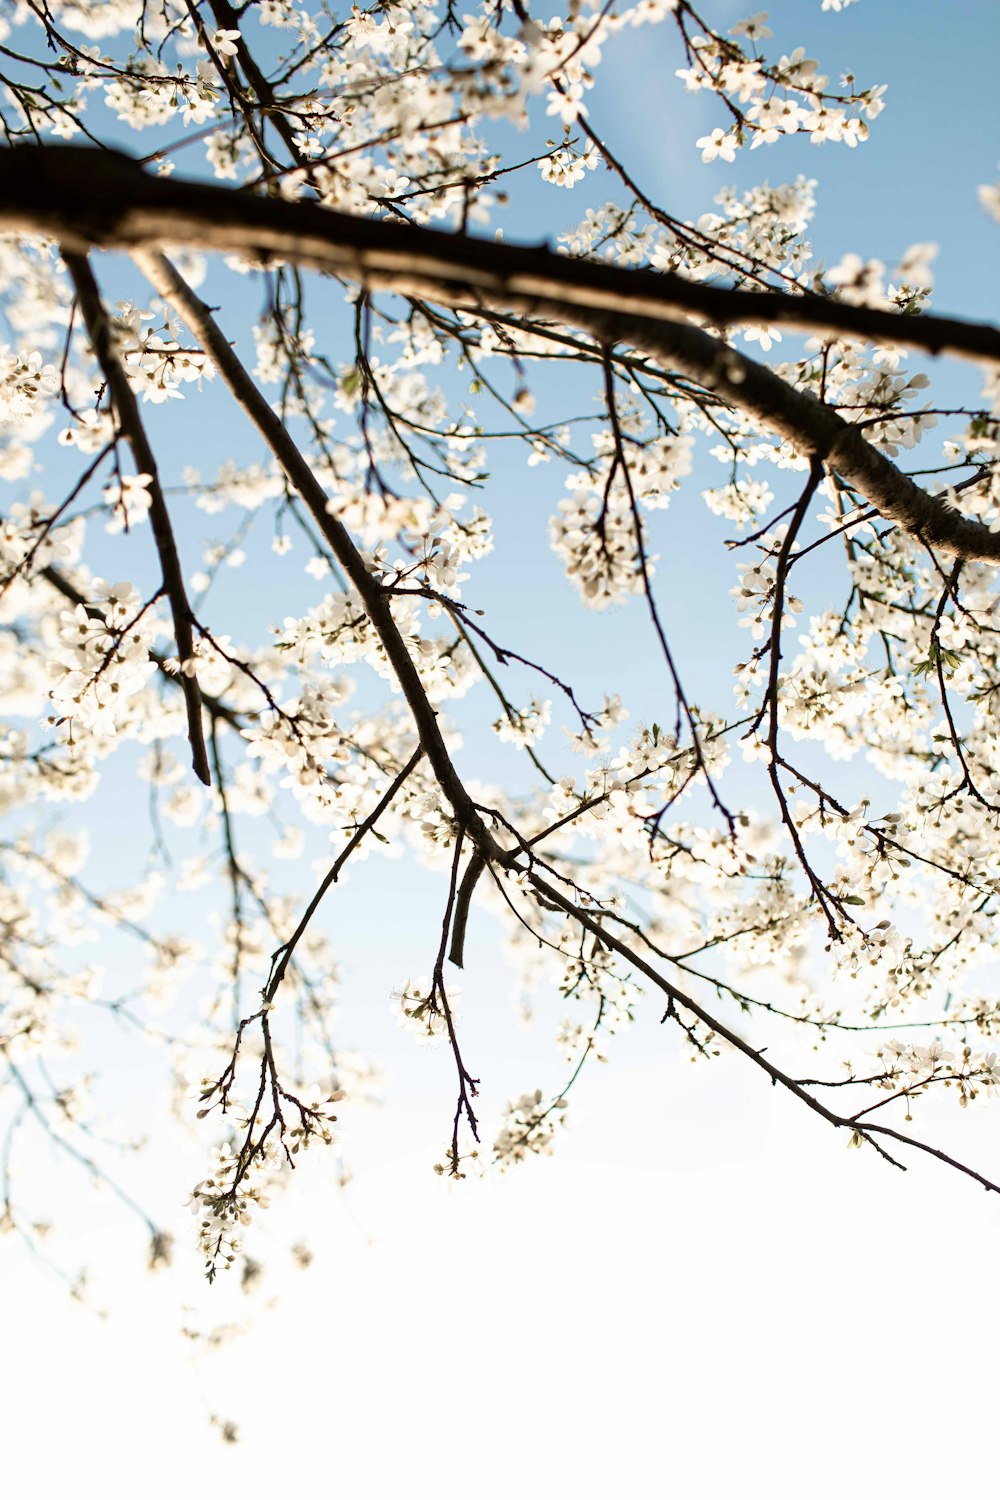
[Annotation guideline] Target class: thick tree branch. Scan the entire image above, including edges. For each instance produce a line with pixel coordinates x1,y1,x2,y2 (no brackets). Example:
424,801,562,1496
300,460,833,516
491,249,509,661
4,147,997,366
62,250,212,785
584,310,1000,560
6,145,997,562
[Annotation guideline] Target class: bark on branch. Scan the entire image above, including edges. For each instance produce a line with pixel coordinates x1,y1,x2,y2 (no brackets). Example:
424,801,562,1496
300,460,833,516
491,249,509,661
62,251,212,785
4,145,998,561
3,146,998,365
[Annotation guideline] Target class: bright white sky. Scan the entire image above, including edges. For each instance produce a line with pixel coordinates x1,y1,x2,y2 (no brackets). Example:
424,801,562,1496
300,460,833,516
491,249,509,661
3,1,1000,1493
5,1058,999,1495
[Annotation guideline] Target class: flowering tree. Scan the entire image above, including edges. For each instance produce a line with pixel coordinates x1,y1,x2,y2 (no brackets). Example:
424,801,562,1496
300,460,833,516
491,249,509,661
1,0,1000,1283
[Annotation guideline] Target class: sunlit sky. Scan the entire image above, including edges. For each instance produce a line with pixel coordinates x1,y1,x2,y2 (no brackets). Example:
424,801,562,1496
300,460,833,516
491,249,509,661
3,1,1000,1493
8,1066,1000,1493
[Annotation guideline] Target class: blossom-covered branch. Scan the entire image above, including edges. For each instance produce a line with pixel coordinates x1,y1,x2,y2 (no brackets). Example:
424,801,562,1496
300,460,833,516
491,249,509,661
62,250,211,783
3,146,998,366
5,145,997,561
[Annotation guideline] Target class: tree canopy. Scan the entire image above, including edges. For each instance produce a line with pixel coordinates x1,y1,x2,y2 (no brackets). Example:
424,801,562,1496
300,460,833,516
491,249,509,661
1,0,999,1284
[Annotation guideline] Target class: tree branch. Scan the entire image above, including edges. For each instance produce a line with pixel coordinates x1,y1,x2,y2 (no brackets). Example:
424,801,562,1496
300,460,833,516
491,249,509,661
263,747,424,1008
4,146,997,365
131,246,508,859
61,250,211,785
6,145,997,562
521,866,1000,1195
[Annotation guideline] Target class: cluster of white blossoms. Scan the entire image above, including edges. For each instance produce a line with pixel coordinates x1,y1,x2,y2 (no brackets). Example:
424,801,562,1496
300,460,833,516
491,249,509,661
871,1041,1000,1110
559,201,651,264
103,472,154,534
0,496,83,590
730,553,802,641
391,977,459,1045
539,141,600,189
549,472,652,608
548,420,695,606
683,14,886,160
46,580,158,738
242,682,354,811
493,1089,567,1169
658,175,818,285
557,949,640,1042
493,697,552,749
703,477,775,527
620,431,695,509
119,326,216,404
0,345,57,425
537,719,708,856
189,1141,263,1277
190,1095,338,1279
